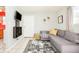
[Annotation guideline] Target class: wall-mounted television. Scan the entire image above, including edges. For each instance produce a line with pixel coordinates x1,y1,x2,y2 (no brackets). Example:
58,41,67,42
15,11,22,21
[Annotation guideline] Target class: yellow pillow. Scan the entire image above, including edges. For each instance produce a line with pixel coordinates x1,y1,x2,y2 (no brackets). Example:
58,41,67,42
49,28,57,35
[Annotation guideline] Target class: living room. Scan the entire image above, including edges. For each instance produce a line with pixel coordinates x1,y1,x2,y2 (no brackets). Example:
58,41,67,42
0,6,79,53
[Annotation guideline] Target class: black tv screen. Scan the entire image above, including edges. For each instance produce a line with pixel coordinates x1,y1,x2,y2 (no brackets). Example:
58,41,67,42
15,11,22,21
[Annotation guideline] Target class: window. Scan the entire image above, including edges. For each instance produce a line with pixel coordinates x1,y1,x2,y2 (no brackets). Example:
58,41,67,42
72,7,79,24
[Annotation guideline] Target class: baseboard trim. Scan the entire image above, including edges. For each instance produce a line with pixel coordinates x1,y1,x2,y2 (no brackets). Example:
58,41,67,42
24,37,33,38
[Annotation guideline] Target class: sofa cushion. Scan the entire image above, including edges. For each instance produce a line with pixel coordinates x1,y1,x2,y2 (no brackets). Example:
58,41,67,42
49,35,74,45
64,31,79,43
57,30,65,37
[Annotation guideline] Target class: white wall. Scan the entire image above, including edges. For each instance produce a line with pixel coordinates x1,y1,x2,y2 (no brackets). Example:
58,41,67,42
34,7,68,32
4,6,23,48
22,7,68,34
34,13,57,33
22,13,57,34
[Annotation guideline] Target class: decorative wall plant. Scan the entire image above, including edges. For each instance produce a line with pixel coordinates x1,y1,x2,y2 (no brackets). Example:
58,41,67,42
47,17,50,19
43,16,50,22
43,18,46,22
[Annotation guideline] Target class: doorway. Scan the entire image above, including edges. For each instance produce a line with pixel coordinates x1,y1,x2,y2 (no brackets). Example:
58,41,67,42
22,16,34,37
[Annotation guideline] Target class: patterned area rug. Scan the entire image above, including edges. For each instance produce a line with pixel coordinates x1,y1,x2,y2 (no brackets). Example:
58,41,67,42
24,40,55,53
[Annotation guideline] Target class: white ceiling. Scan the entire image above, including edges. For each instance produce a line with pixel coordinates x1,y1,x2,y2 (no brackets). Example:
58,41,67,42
16,6,68,14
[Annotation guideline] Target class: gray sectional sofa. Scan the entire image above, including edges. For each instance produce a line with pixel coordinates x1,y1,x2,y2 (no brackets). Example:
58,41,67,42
49,29,79,53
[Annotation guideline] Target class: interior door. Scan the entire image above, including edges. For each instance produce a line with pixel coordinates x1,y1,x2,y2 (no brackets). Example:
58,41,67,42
23,16,34,37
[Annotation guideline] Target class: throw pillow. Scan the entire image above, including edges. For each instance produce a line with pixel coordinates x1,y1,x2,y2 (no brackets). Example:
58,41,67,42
49,28,58,35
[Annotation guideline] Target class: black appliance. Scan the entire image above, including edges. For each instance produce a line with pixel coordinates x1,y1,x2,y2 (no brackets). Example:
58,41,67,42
13,27,22,38
13,11,22,38
15,11,22,21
